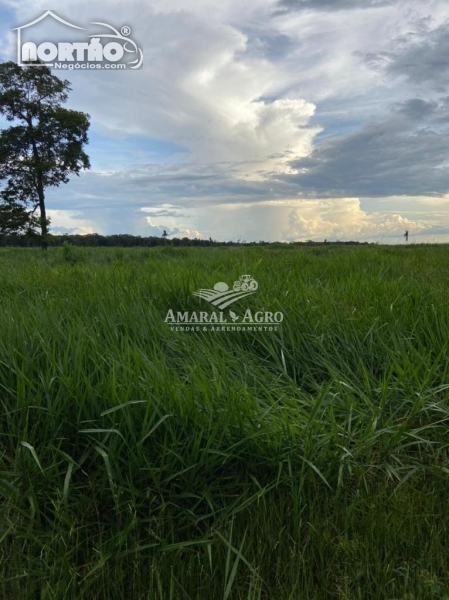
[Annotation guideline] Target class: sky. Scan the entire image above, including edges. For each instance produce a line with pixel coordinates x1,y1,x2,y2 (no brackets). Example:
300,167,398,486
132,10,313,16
1,0,449,243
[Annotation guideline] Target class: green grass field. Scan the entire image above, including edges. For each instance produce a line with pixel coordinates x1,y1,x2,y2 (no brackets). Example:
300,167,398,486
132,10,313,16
1,244,449,599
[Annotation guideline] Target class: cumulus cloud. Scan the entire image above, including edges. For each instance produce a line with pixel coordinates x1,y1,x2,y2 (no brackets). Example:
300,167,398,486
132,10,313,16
3,1,320,175
282,198,427,240
2,0,449,242
47,210,98,235
46,191,449,242
141,197,433,242
144,216,203,239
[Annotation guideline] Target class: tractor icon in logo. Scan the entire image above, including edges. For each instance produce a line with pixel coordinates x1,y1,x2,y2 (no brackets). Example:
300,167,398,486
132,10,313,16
233,274,258,293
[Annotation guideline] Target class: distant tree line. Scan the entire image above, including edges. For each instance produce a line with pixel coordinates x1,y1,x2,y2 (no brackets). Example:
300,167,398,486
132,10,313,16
0,232,372,248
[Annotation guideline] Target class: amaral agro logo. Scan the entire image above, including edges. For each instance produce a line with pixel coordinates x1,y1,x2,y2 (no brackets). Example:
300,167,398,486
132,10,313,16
13,11,143,70
165,275,284,332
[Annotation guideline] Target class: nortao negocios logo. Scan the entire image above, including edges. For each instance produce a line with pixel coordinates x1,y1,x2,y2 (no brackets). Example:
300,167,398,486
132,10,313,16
165,274,284,332
13,11,143,70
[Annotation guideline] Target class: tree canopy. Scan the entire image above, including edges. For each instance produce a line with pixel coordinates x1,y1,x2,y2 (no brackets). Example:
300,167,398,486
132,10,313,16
0,61,90,248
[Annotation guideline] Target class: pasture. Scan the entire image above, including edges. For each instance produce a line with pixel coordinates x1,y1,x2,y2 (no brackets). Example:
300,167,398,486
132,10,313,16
1,244,449,599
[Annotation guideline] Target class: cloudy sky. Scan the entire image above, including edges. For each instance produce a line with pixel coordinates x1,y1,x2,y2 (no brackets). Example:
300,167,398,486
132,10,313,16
1,0,449,242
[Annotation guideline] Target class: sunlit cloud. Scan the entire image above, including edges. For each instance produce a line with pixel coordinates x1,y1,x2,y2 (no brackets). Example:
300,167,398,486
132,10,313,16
1,0,448,241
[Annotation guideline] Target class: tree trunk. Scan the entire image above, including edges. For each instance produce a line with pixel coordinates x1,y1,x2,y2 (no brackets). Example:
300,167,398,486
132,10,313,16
39,193,48,250
35,169,47,250
30,129,48,250
26,115,48,250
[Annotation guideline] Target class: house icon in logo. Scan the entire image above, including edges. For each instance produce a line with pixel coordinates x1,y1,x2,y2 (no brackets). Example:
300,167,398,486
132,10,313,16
12,11,86,66
11,10,143,70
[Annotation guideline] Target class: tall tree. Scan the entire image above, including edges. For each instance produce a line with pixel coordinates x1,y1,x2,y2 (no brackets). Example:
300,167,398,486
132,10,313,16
0,61,90,248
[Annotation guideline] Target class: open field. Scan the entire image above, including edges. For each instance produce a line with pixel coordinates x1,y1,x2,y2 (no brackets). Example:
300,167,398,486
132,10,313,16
1,244,449,599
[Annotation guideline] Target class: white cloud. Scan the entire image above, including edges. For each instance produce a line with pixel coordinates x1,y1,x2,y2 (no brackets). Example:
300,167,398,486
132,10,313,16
3,1,320,174
47,210,98,235
2,0,449,241
136,197,432,242
283,198,427,240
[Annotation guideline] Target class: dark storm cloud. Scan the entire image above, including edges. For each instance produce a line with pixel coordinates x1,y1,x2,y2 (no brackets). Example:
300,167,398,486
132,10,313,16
392,98,438,119
282,99,449,197
275,0,394,13
46,161,301,213
390,96,449,123
363,22,449,89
